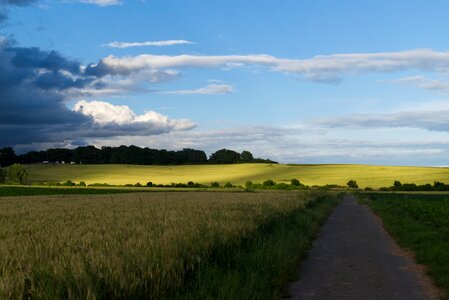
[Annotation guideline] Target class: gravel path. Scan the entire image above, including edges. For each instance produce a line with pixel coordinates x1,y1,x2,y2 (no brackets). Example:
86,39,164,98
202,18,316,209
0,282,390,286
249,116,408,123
289,195,438,300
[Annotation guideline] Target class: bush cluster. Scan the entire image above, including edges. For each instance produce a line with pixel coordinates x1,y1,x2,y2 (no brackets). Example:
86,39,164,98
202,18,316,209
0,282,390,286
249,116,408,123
380,180,449,191
244,178,310,190
0,164,28,184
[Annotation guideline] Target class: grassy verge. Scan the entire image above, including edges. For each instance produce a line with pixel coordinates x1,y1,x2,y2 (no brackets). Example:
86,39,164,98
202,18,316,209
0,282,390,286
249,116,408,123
174,194,340,300
357,192,449,298
0,191,339,299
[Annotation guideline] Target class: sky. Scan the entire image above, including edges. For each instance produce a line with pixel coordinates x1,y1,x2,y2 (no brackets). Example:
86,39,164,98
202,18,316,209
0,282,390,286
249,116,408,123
2,0,449,165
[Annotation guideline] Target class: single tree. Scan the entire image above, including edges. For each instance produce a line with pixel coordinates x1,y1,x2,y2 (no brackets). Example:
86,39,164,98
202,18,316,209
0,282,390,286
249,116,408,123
346,180,359,189
393,180,402,190
7,164,28,184
291,178,301,186
263,179,276,187
210,181,220,187
0,147,17,167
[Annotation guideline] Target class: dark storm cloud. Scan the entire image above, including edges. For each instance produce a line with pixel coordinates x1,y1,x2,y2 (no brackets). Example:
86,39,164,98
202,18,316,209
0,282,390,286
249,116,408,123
9,46,82,74
0,39,193,148
0,41,94,146
1,0,37,6
0,0,37,24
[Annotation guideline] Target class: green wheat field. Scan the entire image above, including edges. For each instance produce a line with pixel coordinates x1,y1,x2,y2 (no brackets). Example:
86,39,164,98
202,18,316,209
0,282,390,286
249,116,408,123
0,191,338,299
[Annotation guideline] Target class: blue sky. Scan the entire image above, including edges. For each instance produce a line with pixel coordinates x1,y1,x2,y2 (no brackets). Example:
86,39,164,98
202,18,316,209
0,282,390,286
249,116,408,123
2,0,449,165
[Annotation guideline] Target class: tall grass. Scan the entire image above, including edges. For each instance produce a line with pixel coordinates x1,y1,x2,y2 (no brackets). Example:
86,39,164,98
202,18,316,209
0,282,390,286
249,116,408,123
0,191,338,299
359,192,449,298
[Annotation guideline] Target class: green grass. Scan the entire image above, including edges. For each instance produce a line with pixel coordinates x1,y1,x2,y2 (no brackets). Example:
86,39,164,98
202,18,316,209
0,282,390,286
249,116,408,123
0,191,339,299
0,186,152,197
25,163,449,188
358,192,449,298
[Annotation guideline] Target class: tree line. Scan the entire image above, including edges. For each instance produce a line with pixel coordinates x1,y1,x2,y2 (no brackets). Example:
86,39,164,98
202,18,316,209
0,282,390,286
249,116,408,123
0,146,277,167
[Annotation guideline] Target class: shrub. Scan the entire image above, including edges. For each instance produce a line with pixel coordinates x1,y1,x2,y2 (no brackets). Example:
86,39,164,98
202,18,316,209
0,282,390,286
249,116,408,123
275,183,289,190
224,182,233,188
88,183,113,187
402,183,418,191
187,181,196,188
63,180,75,186
346,180,358,189
79,181,86,187
364,187,373,191
171,183,187,188
210,181,220,188
7,164,28,184
251,183,263,189
290,178,300,186
146,181,153,187
263,179,275,187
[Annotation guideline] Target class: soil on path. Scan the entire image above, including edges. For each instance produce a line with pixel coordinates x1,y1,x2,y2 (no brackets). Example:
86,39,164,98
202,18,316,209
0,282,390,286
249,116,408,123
289,195,440,300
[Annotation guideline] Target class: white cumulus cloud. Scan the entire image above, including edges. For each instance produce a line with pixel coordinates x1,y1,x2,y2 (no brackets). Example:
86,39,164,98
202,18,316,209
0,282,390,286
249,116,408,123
73,100,195,133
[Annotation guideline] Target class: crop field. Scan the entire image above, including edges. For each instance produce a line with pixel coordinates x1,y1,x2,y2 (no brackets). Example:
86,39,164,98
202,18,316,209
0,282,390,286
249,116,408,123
359,192,449,297
0,191,339,299
0,186,155,197
25,163,449,188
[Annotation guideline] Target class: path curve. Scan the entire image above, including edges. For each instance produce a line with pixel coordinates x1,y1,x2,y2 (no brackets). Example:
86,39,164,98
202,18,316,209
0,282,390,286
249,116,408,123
289,195,438,300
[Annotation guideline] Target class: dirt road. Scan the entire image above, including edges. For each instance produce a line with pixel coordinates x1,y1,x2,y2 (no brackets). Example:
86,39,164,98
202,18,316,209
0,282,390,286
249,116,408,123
289,195,439,300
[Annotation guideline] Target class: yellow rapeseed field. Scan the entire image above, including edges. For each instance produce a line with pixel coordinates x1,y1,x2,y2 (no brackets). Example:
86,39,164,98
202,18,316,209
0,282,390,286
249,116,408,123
25,163,449,188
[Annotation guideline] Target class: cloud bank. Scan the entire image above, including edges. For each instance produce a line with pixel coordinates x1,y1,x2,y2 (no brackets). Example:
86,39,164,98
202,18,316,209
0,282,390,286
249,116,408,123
163,83,234,95
314,107,449,133
389,76,449,93
105,39,194,48
88,49,449,83
72,0,120,6
89,124,449,165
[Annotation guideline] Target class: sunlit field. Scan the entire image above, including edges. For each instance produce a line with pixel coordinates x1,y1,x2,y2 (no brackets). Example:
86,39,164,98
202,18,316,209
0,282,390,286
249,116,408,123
0,191,339,299
25,163,449,188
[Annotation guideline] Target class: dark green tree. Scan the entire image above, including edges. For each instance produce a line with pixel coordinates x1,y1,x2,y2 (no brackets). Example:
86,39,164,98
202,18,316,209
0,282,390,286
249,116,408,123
210,181,220,187
0,168,5,183
224,182,233,188
346,180,359,189
0,147,17,167
291,178,301,186
263,179,276,187
209,149,241,164
240,151,254,162
393,180,402,190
